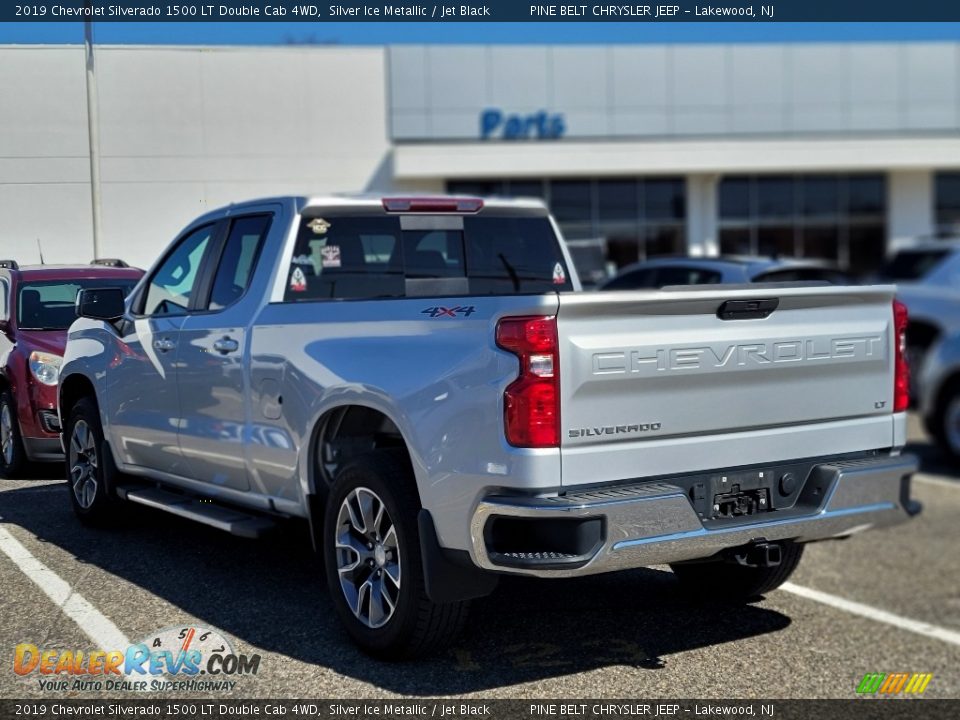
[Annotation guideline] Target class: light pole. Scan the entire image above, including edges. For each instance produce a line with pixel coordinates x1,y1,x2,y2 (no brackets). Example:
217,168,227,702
84,2,103,260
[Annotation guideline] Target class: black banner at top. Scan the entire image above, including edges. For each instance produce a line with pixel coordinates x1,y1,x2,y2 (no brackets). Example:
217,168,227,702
8,0,960,23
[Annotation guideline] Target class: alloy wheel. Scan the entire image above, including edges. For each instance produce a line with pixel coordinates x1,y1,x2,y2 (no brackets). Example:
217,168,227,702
946,396,960,456
334,487,402,629
69,420,99,509
0,402,13,466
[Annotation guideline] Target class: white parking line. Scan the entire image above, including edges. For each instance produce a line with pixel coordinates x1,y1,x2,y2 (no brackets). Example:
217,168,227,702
0,524,130,650
0,483,62,493
781,582,960,647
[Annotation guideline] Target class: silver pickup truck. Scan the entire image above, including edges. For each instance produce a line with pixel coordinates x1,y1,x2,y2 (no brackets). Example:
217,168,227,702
59,194,919,659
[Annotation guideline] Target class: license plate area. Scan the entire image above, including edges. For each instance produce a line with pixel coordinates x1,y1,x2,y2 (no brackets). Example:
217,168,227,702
682,459,831,527
713,485,770,519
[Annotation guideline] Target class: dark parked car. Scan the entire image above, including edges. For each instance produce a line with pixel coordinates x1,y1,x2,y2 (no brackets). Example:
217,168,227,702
0,259,143,477
599,256,851,291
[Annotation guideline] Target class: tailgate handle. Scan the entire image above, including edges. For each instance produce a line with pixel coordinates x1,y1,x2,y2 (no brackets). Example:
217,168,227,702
717,298,779,320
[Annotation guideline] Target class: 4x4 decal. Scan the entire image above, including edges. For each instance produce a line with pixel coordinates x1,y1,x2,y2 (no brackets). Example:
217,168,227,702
421,306,477,318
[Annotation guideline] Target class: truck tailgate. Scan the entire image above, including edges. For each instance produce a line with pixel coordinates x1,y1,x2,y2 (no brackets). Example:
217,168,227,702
557,285,897,487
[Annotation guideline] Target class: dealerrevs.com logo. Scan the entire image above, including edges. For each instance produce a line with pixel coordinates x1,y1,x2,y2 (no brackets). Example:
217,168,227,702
14,626,261,693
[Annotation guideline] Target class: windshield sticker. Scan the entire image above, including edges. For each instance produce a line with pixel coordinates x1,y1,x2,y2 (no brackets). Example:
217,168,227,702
289,267,307,292
291,254,313,265
552,262,566,285
321,245,342,268
307,218,330,235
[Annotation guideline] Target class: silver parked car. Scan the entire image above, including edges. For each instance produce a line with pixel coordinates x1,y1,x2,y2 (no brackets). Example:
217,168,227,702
881,242,960,460
878,243,960,376
599,256,851,290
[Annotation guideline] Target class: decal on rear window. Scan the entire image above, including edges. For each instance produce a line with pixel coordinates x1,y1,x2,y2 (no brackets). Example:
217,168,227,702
307,218,330,235
552,262,566,285
289,267,307,292
321,245,342,268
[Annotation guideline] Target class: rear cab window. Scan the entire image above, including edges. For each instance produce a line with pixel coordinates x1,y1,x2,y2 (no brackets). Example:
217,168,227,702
282,212,572,301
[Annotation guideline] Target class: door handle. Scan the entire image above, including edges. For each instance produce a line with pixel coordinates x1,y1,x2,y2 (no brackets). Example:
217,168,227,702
153,338,176,352
213,337,240,354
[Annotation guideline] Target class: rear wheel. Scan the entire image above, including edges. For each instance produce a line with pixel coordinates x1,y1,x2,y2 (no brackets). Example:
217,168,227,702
0,389,28,479
930,379,960,464
65,397,119,526
322,451,469,659
670,542,804,600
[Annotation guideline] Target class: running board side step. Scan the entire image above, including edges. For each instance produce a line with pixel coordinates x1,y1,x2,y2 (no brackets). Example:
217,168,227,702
116,486,276,539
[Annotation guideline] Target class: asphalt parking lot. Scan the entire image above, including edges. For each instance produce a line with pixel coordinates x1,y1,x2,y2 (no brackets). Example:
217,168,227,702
1,414,957,700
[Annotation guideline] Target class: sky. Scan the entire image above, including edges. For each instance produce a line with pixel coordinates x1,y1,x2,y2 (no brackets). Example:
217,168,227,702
3,22,960,46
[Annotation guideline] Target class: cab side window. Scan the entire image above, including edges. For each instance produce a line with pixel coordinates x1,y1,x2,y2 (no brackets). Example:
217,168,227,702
207,215,271,311
0,279,8,320
142,225,214,316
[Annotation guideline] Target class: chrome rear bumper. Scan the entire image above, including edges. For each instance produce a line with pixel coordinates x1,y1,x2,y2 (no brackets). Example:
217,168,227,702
469,454,919,578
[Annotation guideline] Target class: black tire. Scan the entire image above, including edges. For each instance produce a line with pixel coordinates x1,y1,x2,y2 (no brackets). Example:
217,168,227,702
670,542,804,600
929,378,960,464
322,450,469,659
0,388,28,479
65,397,120,526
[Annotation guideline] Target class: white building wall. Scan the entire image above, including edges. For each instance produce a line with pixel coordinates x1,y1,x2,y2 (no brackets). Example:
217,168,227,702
0,45,392,269
0,47,93,265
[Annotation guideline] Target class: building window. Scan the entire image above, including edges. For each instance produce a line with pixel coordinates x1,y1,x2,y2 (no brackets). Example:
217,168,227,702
935,172,960,237
447,177,687,285
718,174,886,276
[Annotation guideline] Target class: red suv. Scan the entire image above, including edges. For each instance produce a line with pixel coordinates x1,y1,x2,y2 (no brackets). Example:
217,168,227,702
0,259,143,477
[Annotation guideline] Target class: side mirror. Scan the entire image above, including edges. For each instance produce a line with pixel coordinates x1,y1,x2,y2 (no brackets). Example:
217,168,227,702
76,287,126,322
0,319,9,337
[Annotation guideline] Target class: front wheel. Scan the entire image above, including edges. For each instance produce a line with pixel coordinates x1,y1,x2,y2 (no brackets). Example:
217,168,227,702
0,389,28,479
65,397,119,526
322,451,469,659
670,542,804,600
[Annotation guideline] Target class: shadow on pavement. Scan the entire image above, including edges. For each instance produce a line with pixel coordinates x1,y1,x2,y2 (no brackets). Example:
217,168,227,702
0,485,793,694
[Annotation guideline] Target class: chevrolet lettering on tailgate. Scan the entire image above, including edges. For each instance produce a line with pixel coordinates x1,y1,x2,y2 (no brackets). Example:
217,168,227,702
593,335,885,375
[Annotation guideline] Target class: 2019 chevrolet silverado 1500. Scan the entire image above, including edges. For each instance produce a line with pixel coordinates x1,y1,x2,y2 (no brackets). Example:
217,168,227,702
58,195,919,659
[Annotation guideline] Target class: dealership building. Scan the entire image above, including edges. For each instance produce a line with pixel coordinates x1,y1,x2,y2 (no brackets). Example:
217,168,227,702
2,41,960,277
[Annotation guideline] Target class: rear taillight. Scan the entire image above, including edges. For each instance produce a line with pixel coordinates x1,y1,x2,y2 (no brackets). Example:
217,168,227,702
496,316,559,448
893,299,909,412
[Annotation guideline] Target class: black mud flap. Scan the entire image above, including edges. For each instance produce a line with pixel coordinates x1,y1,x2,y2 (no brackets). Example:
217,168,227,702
418,509,499,603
